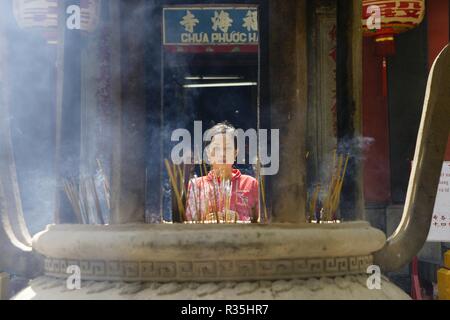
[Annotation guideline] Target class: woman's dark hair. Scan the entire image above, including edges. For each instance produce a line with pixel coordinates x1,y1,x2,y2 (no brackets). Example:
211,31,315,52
208,121,235,136
205,121,238,160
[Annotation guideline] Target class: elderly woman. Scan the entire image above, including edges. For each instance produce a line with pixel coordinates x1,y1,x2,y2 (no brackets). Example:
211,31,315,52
185,123,259,223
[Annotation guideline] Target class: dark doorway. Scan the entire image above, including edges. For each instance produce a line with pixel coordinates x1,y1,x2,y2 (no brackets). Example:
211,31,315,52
161,52,260,221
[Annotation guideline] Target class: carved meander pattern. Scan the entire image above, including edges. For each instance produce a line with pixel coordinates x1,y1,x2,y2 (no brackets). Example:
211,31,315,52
44,255,373,281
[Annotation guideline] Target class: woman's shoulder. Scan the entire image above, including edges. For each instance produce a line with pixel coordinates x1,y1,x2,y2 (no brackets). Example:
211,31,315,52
239,174,258,185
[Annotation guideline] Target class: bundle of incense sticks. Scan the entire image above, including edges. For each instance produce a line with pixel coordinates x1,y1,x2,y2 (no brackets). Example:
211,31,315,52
192,174,208,223
320,153,350,222
210,174,221,223
63,178,85,224
164,159,186,221
200,162,224,223
166,158,250,224
63,176,105,224
198,160,213,223
222,179,233,223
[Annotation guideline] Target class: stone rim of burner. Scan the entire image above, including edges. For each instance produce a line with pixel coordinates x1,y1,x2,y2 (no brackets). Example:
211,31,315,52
33,222,385,282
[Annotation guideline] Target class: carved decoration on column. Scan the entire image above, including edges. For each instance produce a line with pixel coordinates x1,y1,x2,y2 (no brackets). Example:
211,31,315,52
307,1,338,186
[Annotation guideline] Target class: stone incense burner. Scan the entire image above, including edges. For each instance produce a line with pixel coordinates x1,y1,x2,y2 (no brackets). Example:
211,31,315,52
14,46,447,299
0,3,449,298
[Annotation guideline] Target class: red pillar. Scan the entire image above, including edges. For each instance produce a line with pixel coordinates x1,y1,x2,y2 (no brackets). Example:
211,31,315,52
362,38,391,203
427,0,450,161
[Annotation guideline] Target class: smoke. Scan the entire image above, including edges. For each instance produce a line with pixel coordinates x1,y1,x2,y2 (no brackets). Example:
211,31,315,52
0,0,265,229
0,1,58,235
313,136,374,181
308,136,376,219
336,136,375,160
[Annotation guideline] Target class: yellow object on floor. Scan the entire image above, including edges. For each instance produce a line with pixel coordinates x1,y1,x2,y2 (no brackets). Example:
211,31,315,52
438,251,450,300
445,250,450,269
0,272,9,300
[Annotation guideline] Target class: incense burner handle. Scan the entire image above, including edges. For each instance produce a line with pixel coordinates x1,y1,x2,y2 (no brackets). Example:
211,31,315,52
374,45,450,272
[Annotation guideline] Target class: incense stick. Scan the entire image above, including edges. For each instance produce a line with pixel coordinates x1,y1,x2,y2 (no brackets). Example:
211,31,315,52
309,184,320,222
260,175,268,223
332,154,349,220
96,159,110,210
89,177,105,225
165,159,185,221
311,152,350,223
211,175,220,223
63,179,84,224
80,179,91,224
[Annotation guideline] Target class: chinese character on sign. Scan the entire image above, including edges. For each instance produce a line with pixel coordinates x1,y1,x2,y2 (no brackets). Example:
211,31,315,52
180,10,199,33
428,162,450,241
211,10,233,33
242,10,258,32
397,1,422,19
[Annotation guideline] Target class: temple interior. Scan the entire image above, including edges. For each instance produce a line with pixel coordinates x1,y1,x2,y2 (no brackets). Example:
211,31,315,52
0,0,449,301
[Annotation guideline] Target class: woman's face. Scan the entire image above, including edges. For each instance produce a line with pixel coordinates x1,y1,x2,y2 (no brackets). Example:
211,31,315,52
208,133,236,166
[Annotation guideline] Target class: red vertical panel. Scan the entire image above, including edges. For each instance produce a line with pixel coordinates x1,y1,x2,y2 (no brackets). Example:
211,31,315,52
427,0,450,161
362,38,391,203
428,0,449,69
446,138,450,161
